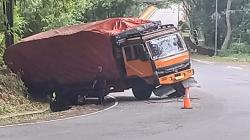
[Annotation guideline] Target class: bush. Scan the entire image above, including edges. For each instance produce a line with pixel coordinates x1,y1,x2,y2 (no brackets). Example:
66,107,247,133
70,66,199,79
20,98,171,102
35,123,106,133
230,42,250,54
0,66,31,115
218,42,250,57
0,66,27,96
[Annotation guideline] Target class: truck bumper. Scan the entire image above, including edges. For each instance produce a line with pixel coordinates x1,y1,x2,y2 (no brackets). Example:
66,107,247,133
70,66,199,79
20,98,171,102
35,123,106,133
153,77,199,97
158,68,194,85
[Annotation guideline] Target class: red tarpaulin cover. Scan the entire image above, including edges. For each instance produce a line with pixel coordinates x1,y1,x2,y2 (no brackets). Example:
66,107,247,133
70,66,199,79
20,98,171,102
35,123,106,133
4,18,150,86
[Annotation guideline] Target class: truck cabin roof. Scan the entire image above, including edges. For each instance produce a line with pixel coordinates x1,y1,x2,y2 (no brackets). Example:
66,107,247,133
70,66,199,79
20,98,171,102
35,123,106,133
114,23,179,46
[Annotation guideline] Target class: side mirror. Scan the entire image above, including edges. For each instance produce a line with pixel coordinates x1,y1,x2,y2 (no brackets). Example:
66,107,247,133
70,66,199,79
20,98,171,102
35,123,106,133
140,52,150,61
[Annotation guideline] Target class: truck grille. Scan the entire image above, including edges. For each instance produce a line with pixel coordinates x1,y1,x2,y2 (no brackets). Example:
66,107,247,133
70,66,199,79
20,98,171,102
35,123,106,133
156,61,191,77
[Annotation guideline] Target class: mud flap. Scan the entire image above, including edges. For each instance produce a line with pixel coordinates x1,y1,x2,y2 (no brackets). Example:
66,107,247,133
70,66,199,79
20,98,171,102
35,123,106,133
181,77,200,88
153,85,176,98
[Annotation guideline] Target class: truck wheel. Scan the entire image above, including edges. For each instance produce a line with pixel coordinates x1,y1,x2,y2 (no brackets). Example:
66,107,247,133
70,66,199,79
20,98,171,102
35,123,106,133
132,81,153,100
50,91,71,112
168,83,185,98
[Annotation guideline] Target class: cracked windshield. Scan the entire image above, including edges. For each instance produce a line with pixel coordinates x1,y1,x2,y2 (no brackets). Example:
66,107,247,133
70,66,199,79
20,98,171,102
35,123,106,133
1,0,250,140
147,34,185,59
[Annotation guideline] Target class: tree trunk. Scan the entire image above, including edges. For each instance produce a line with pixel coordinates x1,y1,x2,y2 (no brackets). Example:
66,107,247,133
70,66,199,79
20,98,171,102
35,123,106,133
221,0,232,50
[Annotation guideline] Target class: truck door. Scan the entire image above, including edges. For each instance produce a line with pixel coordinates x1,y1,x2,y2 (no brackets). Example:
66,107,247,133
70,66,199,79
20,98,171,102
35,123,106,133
122,44,154,78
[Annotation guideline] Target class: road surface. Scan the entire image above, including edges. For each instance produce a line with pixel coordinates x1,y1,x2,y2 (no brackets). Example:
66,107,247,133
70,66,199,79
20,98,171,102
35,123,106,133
1,60,250,140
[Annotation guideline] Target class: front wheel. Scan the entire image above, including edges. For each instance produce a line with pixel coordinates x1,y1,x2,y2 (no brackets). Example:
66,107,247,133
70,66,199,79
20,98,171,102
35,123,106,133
132,81,153,100
50,90,71,112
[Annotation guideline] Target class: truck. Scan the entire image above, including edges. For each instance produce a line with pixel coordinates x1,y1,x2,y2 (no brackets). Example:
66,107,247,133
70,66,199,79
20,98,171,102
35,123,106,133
4,18,195,111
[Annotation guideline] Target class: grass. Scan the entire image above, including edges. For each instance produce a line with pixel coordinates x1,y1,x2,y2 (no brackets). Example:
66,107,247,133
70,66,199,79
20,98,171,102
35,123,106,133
0,66,48,118
0,104,103,126
191,53,250,64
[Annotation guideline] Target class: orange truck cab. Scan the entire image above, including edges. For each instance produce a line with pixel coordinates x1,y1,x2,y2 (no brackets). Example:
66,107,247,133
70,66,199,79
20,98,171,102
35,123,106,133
114,23,196,99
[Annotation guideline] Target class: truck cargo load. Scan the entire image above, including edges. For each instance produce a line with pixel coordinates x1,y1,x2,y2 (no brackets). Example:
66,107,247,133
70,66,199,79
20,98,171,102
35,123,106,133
4,18,151,86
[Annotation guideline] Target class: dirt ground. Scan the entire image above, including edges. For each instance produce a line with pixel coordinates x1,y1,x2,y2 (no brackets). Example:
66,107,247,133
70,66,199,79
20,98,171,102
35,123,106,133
0,97,115,126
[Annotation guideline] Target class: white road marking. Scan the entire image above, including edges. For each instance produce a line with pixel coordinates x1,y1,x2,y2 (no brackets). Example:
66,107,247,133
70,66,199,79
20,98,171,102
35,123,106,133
226,66,243,70
0,95,118,128
240,65,249,67
192,59,215,64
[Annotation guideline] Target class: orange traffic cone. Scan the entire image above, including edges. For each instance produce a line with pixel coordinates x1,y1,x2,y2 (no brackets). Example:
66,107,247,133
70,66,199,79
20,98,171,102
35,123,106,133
182,87,192,109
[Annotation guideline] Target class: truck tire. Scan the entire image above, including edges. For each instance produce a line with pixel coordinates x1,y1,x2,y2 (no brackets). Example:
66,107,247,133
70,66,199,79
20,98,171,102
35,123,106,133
168,83,185,98
50,91,71,112
132,81,153,100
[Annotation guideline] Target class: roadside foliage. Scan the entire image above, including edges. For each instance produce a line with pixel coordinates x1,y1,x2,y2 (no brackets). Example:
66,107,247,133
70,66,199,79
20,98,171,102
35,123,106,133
182,0,250,55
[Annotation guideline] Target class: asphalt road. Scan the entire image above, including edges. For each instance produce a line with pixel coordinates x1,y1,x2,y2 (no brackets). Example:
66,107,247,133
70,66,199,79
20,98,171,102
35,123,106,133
0,60,250,140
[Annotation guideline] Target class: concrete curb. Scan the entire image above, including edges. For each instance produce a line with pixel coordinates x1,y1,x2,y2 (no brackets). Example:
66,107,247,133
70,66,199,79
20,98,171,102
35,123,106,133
0,107,50,120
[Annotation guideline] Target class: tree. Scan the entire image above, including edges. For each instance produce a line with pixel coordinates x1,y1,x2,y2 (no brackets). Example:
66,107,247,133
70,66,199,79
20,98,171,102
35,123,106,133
18,0,80,37
182,0,250,54
0,0,146,41
78,0,138,22
221,0,232,50
0,1,5,46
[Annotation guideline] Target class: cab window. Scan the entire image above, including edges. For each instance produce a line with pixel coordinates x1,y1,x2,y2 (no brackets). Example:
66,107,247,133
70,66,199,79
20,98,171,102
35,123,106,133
124,44,145,61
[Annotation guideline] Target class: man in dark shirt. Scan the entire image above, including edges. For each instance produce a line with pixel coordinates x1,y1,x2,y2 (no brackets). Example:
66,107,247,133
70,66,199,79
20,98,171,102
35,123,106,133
93,66,106,104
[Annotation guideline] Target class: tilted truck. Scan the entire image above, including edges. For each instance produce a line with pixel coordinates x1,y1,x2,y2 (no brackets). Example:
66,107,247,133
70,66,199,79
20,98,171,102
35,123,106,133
4,18,196,111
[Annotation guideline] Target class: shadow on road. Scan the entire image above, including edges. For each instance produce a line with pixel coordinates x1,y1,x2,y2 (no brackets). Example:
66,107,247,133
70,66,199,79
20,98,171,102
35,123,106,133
113,95,201,105
113,95,192,103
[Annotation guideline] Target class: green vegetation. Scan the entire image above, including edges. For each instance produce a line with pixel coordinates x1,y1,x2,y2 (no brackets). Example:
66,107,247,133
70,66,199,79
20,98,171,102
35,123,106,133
0,0,148,56
0,66,48,117
192,54,250,64
4,0,145,38
178,0,250,58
